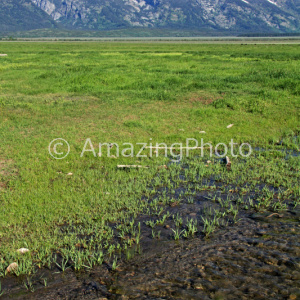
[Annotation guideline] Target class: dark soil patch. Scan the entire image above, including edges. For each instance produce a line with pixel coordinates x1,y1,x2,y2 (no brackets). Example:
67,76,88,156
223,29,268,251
1,206,299,299
0,159,15,190
187,92,223,105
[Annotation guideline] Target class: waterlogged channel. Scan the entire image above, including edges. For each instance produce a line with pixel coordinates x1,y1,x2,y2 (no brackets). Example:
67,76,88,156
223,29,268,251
1,151,299,299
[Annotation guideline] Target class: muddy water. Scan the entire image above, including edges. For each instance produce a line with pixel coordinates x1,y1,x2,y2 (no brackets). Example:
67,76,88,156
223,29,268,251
112,214,300,299
2,191,299,299
1,152,300,299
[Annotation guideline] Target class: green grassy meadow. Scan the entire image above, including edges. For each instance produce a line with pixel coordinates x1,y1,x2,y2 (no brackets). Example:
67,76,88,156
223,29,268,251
0,42,299,285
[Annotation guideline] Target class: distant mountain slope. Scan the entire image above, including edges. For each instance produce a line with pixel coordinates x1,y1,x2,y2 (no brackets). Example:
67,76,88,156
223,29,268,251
0,0,58,32
30,0,300,33
0,0,299,34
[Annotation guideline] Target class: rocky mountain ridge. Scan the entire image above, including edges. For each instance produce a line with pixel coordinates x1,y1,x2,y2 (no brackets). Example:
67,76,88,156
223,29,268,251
1,0,299,33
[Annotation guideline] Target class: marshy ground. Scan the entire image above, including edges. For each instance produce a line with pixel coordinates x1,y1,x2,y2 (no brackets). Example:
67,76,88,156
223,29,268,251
0,42,299,299
1,153,299,299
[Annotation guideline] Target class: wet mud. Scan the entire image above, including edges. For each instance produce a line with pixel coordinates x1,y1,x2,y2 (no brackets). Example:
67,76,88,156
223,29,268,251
1,153,300,299
1,192,299,299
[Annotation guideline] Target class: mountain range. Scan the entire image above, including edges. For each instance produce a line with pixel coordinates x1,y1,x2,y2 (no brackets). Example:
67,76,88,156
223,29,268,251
1,0,299,35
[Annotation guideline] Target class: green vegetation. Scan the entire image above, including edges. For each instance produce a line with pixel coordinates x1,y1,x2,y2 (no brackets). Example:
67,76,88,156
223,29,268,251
0,42,299,291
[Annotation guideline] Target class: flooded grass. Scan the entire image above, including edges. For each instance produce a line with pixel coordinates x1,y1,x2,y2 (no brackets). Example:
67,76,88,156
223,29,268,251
1,153,299,298
0,42,299,298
